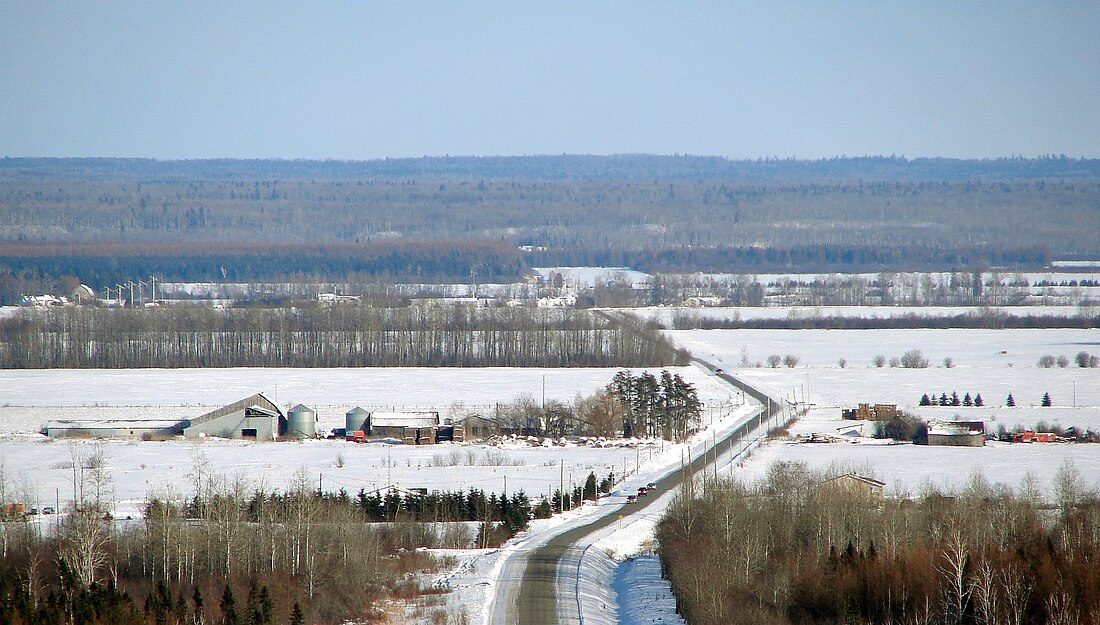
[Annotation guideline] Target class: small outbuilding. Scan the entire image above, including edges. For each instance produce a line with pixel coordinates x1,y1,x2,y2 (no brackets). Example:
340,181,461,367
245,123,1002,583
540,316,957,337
927,420,985,447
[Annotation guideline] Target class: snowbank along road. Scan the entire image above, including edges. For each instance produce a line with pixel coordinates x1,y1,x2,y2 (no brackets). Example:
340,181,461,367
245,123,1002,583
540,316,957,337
492,357,782,624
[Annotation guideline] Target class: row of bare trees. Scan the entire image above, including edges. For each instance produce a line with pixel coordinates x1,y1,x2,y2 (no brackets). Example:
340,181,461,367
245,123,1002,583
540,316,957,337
0,305,683,368
658,461,1100,625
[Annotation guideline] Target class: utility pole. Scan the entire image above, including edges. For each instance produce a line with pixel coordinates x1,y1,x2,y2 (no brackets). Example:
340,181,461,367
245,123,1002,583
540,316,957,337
560,459,564,512
150,274,157,304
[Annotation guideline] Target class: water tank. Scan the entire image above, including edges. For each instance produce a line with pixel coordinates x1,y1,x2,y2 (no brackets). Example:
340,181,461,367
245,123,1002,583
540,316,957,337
287,404,316,438
346,406,370,434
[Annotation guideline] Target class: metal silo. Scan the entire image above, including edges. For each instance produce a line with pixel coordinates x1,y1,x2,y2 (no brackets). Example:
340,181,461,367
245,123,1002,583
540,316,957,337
287,404,317,438
346,406,370,434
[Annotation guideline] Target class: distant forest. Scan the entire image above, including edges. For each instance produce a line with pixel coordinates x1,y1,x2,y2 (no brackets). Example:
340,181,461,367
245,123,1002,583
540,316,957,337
2,155,1098,288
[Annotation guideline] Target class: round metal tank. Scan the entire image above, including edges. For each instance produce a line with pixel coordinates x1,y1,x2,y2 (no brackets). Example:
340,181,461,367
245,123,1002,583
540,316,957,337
346,406,370,433
287,404,316,438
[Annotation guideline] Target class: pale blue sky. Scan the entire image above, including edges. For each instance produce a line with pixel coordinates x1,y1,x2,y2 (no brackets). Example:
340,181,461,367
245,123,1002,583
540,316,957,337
2,2,1098,159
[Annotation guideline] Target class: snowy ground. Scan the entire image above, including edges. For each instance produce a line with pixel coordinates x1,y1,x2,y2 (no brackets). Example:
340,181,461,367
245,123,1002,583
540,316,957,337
4,323,1100,624
668,326,1100,495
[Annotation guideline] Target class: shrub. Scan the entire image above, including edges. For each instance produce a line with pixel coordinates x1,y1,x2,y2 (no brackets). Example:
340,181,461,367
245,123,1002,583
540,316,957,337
889,357,900,368
901,349,929,368
838,358,847,368
1057,355,1069,368
783,354,800,368
1038,355,1056,368
767,354,782,368
1075,351,1094,367
873,355,886,368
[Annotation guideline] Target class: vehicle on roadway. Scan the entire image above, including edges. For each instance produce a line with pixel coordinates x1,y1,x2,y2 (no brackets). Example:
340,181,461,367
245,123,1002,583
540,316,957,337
646,482,657,490
626,495,638,503
637,486,649,496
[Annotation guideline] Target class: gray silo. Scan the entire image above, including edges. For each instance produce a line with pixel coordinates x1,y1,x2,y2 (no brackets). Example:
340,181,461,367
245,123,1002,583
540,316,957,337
346,406,370,434
287,404,317,438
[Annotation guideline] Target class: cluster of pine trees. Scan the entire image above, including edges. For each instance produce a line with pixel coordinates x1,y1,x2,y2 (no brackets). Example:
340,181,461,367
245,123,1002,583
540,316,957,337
657,461,1100,625
919,391,985,407
608,370,702,440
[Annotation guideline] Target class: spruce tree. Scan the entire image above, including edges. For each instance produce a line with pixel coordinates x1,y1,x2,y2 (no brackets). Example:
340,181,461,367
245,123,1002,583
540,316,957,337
1042,392,1053,407
220,585,238,625
919,393,931,406
1006,393,1015,407
974,393,984,407
963,392,972,407
289,602,304,625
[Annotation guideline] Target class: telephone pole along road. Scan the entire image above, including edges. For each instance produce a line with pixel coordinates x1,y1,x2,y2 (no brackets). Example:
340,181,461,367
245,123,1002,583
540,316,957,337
492,351,785,625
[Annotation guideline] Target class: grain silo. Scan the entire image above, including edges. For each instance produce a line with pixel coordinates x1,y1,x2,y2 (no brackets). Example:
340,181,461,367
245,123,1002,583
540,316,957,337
287,404,317,438
346,406,370,434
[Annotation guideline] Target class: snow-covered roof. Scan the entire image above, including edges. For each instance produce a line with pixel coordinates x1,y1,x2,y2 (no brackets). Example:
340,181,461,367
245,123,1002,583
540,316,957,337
371,411,438,428
927,420,985,436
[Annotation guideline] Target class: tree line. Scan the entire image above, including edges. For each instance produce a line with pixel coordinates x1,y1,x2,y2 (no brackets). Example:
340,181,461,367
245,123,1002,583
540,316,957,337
0,305,685,368
4,157,1099,282
657,461,1100,625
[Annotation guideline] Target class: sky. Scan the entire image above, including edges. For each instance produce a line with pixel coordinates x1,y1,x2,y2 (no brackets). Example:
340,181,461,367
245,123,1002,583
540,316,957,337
2,2,1099,160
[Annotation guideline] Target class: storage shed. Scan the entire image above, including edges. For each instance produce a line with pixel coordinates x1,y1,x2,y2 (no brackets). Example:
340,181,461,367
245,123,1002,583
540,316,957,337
927,420,985,447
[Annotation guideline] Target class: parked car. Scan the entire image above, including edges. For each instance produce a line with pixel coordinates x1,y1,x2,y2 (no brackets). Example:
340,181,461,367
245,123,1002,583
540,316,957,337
42,506,55,515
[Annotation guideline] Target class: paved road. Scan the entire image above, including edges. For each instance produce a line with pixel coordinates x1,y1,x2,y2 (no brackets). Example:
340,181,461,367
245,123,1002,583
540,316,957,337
495,350,783,625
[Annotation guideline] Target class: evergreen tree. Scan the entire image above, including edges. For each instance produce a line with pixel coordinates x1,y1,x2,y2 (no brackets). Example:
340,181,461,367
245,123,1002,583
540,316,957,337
289,602,304,625
939,392,949,406
1006,393,1015,407
220,585,238,625
1042,392,1053,407
583,472,598,501
974,393,984,407
951,391,960,407
963,392,972,407
259,586,274,625
919,393,931,406
193,586,205,623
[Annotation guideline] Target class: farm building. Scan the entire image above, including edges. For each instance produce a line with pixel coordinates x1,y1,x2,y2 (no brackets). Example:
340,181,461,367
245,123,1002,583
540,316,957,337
818,473,886,500
182,393,286,440
457,414,497,440
841,403,898,420
927,420,986,447
44,419,184,439
368,411,439,440
1012,431,1057,443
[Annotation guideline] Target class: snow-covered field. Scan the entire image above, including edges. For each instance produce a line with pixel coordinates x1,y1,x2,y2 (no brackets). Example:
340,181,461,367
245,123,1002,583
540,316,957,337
667,326,1100,495
4,322,1100,624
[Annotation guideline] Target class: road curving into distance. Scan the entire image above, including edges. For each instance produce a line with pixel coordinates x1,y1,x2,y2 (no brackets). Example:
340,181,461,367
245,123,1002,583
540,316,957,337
494,351,785,625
